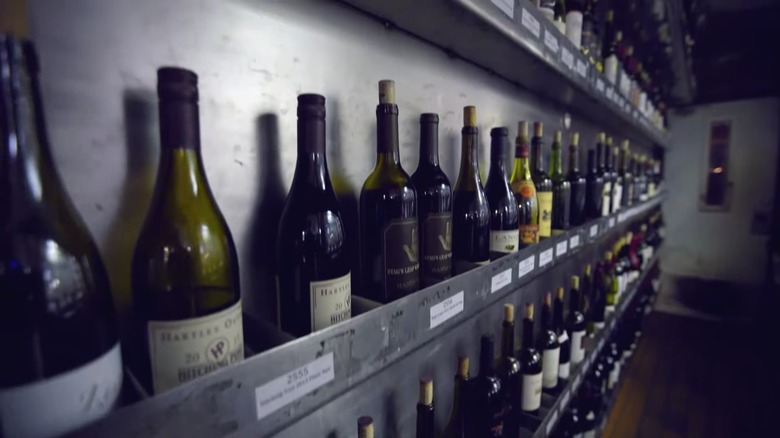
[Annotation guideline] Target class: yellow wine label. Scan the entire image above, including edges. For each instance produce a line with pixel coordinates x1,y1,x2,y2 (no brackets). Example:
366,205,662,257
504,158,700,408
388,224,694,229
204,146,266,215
310,273,351,331
147,300,243,394
519,224,539,245
537,191,553,238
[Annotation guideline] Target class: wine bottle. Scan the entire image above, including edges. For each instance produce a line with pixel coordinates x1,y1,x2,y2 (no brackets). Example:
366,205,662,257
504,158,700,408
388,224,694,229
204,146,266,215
0,34,123,437
417,377,435,438
566,133,586,226
619,140,633,208
539,293,560,391
486,127,520,260
359,80,419,302
549,131,571,235
358,416,375,438
443,356,470,438
277,94,351,337
452,106,490,274
531,122,553,240
566,275,587,365
471,335,504,437
510,121,539,247
605,251,618,317
585,147,603,220
590,252,610,331
597,133,612,217
607,342,622,391
411,113,452,287
498,304,521,437
581,263,593,333
603,10,620,84
132,67,243,394
611,144,622,213
553,1,567,34
566,0,584,48
519,303,542,415
554,287,570,384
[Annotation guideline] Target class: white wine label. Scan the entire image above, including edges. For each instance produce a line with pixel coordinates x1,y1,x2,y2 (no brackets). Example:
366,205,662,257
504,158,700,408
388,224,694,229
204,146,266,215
605,55,618,84
539,248,554,267
490,229,520,254
491,268,513,294
565,11,583,47
601,182,612,216
255,352,334,421
558,361,570,379
570,330,586,364
555,240,568,257
310,273,351,331
490,0,514,18
148,300,243,394
518,256,536,278
521,372,543,411
612,184,622,212
430,291,465,329
542,347,560,388
0,343,122,438
521,8,541,38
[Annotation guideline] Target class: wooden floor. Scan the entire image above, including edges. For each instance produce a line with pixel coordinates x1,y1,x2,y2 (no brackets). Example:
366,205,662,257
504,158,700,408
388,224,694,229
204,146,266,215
603,311,775,438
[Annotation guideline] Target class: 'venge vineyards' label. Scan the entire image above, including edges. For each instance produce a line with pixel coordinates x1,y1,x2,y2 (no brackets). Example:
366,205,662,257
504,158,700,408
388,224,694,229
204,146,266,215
148,300,244,393
310,273,351,331
421,212,452,285
537,192,553,238
490,229,519,255
383,219,420,299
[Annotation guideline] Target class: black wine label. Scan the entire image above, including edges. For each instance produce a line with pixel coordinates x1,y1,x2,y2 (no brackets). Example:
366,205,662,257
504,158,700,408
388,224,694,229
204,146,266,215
421,212,452,286
383,218,420,300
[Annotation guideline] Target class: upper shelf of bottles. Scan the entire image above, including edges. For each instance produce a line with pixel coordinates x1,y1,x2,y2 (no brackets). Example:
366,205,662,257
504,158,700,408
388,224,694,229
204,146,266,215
72,193,664,438
340,0,669,147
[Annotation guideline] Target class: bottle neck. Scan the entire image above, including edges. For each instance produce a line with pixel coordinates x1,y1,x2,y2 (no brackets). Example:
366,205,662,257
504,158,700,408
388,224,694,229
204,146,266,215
448,375,466,429
568,146,579,174
549,145,563,176
587,150,597,174
294,115,330,190
596,143,605,171
489,135,507,177
419,121,439,166
553,298,564,331
541,305,553,332
479,340,494,375
501,320,515,358
569,287,581,313
458,126,481,186
522,317,534,348
511,142,532,182
531,136,544,174
376,104,400,165
156,100,209,198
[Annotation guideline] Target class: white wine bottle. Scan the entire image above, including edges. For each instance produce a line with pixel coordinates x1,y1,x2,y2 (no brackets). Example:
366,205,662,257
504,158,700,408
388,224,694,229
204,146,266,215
0,35,123,437
132,67,243,394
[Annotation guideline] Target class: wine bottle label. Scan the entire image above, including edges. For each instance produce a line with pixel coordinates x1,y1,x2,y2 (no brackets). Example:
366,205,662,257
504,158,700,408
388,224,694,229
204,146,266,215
605,55,618,84
612,183,622,212
559,361,570,379
570,330,586,364
519,224,539,245
539,7,554,22
647,182,656,196
565,11,583,48
382,218,420,299
554,19,566,35
521,372,543,411
421,212,452,285
601,182,612,216
148,300,244,394
490,229,519,254
542,347,560,388
537,191,553,238
0,343,122,438
310,273,351,331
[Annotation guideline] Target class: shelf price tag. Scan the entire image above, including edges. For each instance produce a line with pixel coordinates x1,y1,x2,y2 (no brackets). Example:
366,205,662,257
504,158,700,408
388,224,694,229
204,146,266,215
608,218,616,228
543,28,559,53
561,46,574,70
429,291,465,329
596,78,605,94
539,248,554,267
590,224,598,238
490,0,515,18
576,59,588,78
518,256,536,279
546,410,559,436
521,8,541,39
255,352,335,420
491,268,513,294
556,240,568,257
569,234,580,249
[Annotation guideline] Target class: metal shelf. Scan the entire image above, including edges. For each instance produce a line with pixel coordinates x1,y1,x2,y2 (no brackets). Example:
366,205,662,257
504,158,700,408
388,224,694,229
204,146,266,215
69,195,664,438
338,0,669,147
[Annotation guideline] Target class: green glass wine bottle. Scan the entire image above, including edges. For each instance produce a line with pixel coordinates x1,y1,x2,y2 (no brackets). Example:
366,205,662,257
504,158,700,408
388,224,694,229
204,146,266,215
530,122,553,240
549,131,571,235
510,121,539,248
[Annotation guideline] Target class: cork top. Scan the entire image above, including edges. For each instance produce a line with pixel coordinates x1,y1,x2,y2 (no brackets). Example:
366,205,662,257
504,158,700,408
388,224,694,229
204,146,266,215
518,121,529,138
358,416,374,438
621,139,630,150
571,275,580,289
525,302,534,320
641,224,647,231
606,136,613,146
419,377,433,406
584,264,592,275
613,146,620,155
504,303,515,323
598,132,606,143
557,287,565,300
378,80,395,104
571,132,580,146
553,131,562,143
533,121,543,137
463,106,477,127
457,355,470,378
544,292,552,306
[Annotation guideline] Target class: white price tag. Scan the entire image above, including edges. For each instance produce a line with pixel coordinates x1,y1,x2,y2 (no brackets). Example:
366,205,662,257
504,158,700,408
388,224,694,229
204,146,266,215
556,240,568,257
576,59,588,78
561,46,574,70
518,256,536,279
617,212,625,223
590,224,598,238
546,410,559,435
255,353,335,420
521,8,541,38
569,235,580,249
596,78,605,94
490,0,514,18
606,87,613,100
544,28,559,53
608,218,616,228
539,248,554,267
430,291,465,329
561,390,571,408
491,268,513,294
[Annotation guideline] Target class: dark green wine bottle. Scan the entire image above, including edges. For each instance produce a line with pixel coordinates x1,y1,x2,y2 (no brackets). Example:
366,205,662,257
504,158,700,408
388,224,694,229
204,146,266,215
619,140,633,209
416,377,435,438
498,304,521,437
510,121,539,247
531,122,553,240
539,293,560,393
567,275,587,365
452,106,490,274
0,34,122,436
567,132,587,226
485,127,519,260
519,303,542,415
359,80,419,302
549,131,571,235
277,94,351,337
470,335,504,437
597,133,611,217
411,113,452,288
443,356,470,438
585,143,604,220
132,67,243,394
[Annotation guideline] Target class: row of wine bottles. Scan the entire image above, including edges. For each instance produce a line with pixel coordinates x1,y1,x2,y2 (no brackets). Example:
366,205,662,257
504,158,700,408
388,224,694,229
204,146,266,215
353,222,662,437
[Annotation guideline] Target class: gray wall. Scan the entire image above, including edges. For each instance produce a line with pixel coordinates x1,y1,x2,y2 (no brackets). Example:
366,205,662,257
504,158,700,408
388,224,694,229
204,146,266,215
665,97,779,283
